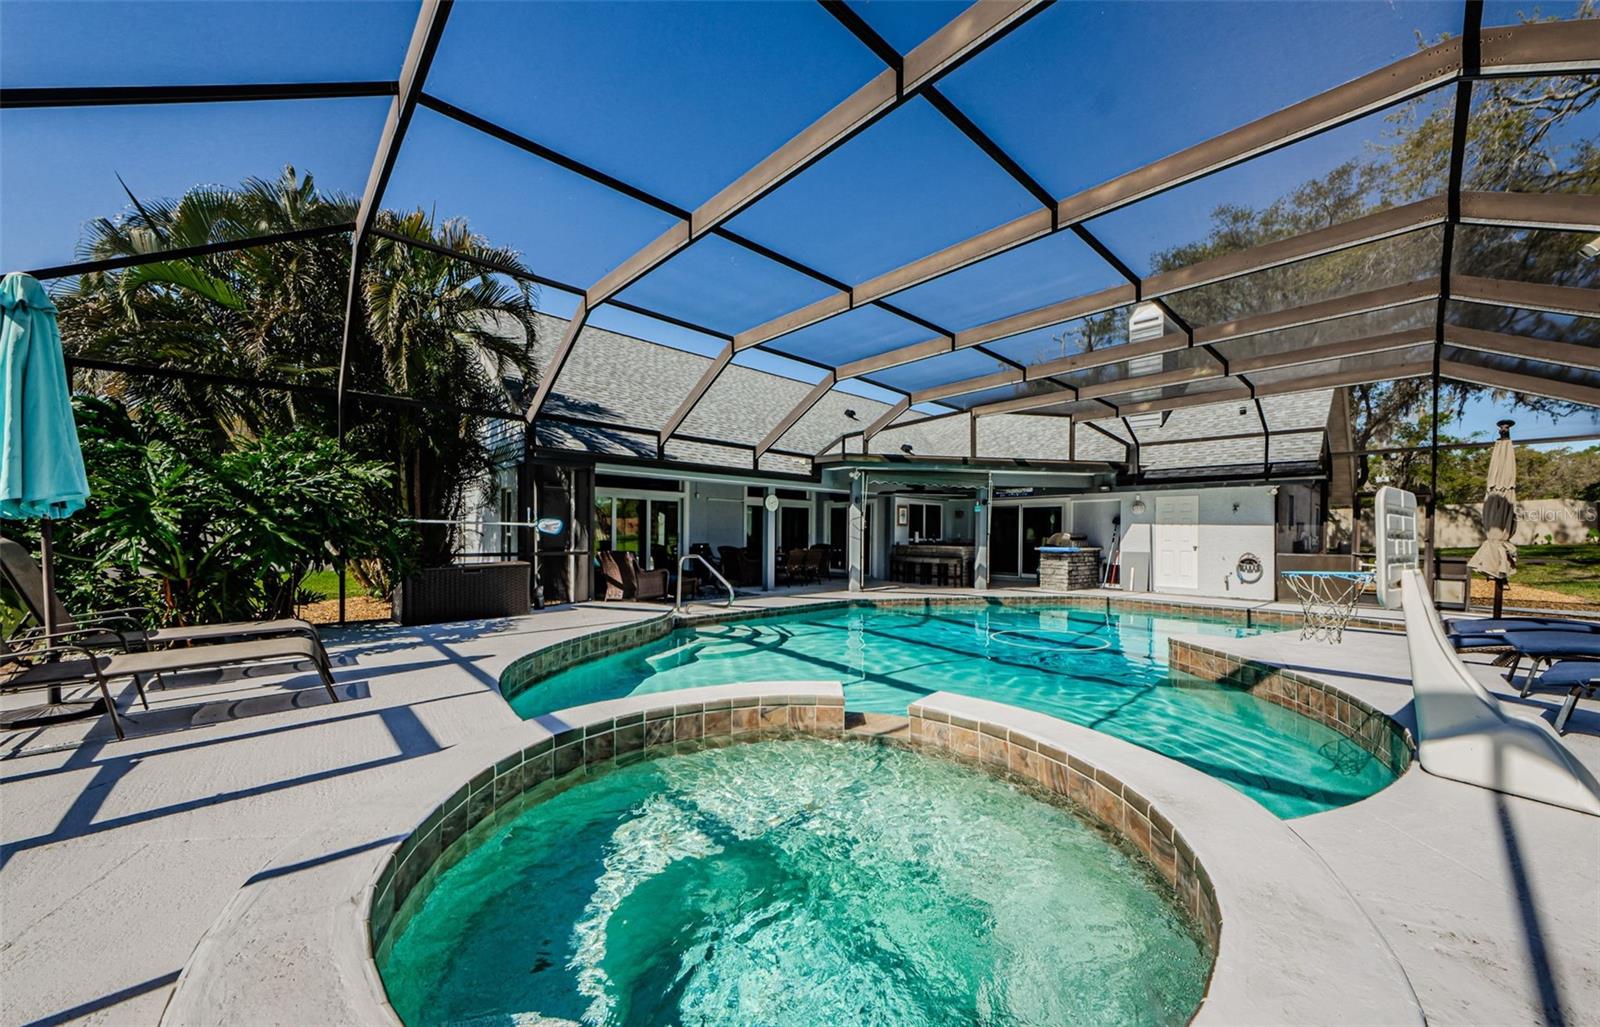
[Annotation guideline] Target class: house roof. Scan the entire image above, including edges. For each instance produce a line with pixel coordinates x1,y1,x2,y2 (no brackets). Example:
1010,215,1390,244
529,310,1334,480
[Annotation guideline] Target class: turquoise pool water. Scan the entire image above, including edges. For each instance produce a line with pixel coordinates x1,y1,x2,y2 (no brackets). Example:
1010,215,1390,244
379,739,1209,1027
511,603,1397,818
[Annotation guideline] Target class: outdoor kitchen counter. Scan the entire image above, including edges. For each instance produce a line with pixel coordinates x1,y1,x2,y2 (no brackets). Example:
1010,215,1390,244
1037,546,1102,590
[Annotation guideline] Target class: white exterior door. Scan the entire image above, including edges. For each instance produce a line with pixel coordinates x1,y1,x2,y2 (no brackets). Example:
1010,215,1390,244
1154,495,1199,590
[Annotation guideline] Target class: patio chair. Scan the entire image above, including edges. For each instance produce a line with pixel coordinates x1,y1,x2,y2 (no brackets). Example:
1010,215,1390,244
1540,661,1600,735
0,537,329,664
625,552,669,602
689,542,718,571
1,632,338,741
597,550,630,601
808,543,834,580
783,549,813,586
718,547,754,587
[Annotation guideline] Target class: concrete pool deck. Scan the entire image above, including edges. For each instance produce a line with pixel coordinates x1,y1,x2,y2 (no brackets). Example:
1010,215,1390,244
1,585,1595,1025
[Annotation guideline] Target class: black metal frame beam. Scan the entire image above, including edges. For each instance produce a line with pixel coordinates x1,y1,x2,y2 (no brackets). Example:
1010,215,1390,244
18,4,1597,482
334,0,453,441
523,0,1049,426
1427,0,1484,582
27,221,355,280
730,17,1597,355
0,81,397,109
371,223,915,395
822,0,1200,436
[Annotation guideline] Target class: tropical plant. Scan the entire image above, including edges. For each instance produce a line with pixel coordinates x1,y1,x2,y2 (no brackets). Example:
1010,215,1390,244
53,396,416,626
56,166,540,566
353,210,539,564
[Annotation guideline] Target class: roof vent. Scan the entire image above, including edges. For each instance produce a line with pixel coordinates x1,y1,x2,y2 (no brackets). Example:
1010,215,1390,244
1121,303,1176,431
1128,302,1178,344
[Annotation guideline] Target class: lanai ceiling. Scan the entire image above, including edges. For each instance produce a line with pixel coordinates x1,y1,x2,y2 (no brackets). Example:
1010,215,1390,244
5,0,1597,475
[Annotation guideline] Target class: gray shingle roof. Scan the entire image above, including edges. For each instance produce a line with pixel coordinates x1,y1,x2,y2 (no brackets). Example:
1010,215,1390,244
524,311,1330,476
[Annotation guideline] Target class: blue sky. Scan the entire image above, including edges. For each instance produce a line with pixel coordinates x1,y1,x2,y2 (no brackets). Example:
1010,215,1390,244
1,0,1591,431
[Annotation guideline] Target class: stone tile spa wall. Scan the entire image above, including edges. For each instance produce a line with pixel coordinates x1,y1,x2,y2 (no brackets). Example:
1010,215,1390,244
906,703,1222,957
1169,640,1414,777
367,691,846,965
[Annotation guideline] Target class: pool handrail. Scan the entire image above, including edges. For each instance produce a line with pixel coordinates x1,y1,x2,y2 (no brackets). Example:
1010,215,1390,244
677,554,735,609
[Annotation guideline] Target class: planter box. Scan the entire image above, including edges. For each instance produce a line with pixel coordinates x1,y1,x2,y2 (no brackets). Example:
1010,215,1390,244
394,562,531,626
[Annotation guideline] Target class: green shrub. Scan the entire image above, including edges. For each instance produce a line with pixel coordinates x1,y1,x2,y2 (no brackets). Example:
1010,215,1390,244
49,396,416,625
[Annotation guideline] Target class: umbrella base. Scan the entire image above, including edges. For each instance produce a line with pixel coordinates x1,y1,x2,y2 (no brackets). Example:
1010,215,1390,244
0,698,108,731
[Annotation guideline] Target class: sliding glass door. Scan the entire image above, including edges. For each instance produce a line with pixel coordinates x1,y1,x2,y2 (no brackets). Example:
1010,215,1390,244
594,492,682,569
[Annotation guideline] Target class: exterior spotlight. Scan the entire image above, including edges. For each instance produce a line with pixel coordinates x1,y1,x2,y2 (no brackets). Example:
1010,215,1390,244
900,443,914,454
1582,234,1600,259
1131,494,1146,514
845,408,858,419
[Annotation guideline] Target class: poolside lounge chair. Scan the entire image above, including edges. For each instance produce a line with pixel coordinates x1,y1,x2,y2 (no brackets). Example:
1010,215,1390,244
808,543,834,580
0,537,328,662
1496,630,1600,696
1,632,337,741
1447,616,1597,646
1541,661,1600,735
1445,617,1599,635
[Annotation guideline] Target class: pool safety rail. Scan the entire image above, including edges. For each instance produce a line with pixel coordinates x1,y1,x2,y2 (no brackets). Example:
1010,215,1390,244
676,554,735,610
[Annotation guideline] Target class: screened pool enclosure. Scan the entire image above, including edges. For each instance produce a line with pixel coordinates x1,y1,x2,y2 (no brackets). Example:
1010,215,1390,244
3,0,1597,582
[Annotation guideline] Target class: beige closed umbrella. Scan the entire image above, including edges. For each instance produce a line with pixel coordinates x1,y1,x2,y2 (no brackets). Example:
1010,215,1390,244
1467,419,1518,617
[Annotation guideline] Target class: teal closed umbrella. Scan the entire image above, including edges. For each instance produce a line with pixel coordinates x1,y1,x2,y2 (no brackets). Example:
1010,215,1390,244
1,272,90,716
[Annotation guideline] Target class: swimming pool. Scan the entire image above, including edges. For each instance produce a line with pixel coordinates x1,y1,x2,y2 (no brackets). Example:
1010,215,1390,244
511,603,1399,818
378,738,1210,1027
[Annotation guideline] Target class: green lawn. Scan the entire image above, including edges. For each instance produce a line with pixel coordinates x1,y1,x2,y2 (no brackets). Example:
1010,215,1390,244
1439,544,1600,602
300,569,368,601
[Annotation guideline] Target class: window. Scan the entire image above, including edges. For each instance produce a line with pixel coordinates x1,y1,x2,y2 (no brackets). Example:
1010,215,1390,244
905,502,943,541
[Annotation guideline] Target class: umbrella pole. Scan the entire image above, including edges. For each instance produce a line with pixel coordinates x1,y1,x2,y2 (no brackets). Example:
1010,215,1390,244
0,519,107,734
1492,577,1505,620
41,519,61,704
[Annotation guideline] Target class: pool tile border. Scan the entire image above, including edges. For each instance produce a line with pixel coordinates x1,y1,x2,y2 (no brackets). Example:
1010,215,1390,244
368,690,846,964
906,704,1221,959
499,591,1401,703
1169,640,1415,777
499,612,675,703
498,597,1413,779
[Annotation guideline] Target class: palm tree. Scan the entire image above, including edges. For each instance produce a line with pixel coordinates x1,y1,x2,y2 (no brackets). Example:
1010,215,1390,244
58,166,541,567
59,168,353,440
356,210,539,564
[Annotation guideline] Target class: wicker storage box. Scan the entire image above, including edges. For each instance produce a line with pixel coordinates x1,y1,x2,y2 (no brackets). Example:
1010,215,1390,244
394,561,531,625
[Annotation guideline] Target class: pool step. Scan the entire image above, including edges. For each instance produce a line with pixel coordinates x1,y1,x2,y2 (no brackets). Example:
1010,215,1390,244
646,639,708,669
844,711,911,742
